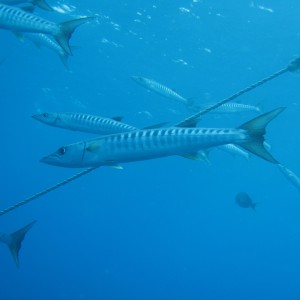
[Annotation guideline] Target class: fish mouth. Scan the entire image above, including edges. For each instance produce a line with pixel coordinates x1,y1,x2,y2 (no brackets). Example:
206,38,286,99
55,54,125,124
40,154,60,165
32,114,42,121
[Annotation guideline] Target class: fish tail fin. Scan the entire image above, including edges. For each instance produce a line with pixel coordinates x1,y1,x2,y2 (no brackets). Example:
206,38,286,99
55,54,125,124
8,221,36,268
237,107,285,164
251,203,258,211
31,0,53,11
58,51,70,69
56,17,93,55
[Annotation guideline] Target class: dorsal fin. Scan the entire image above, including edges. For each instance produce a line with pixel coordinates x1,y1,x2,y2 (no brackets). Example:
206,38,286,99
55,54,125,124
111,116,123,122
143,122,168,129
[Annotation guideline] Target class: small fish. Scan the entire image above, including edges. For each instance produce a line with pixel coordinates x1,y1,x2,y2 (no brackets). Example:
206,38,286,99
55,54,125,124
235,192,257,211
217,144,250,160
190,102,262,114
0,4,93,55
32,112,138,135
0,221,36,267
277,164,300,193
131,76,190,106
23,33,70,67
40,107,284,168
0,0,52,11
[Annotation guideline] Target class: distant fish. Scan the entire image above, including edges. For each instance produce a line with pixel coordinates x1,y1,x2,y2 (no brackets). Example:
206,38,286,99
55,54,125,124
131,76,192,106
0,4,93,55
33,112,138,135
191,102,262,114
218,144,250,160
40,107,284,168
235,192,257,211
0,221,36,267
23,33,70,67
277,164,300,193
0,0,52,11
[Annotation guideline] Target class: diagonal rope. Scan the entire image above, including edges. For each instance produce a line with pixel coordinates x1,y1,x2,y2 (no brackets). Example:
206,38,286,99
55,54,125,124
1,57,299,217
0,167,97,216
176,57,300,127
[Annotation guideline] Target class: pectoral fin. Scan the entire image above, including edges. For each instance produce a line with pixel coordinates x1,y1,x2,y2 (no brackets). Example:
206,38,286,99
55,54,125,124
180,150,210,163
86,142,102,153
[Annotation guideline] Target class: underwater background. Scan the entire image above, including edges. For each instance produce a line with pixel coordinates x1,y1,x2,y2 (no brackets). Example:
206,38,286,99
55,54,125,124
1,1,300,299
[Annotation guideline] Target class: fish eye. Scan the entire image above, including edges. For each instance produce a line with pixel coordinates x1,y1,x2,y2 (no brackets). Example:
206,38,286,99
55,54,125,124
43,113,49,118
58,147,67,155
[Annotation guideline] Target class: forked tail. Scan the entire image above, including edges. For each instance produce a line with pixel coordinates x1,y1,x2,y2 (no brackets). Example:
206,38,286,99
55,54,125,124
55,17,94,55
7,221,36,267
32,0,53,11
237,107,285,164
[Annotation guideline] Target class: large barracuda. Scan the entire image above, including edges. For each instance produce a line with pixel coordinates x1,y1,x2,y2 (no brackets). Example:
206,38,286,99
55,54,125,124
0,4,92,55
131,76,191,106
32,112,138,134
33,112,247,162
41,107,284,168
0,0,52,11
0,221,36,267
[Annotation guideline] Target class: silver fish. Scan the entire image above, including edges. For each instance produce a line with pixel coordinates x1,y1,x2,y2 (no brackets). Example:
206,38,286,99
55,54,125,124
23,33,69,67
32,112,138,135
277,164,300,192
40,107,284,168
131,76,190,105
0,4,92,55
190,102,262,114
217,144,250,160
0,221,36,267
0,0,52,11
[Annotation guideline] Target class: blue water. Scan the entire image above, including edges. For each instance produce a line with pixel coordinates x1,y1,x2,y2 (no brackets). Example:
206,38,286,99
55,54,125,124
1,1,300,299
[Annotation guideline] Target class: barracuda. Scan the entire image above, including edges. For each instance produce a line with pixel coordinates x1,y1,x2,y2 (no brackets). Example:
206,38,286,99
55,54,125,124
0,0,52,11
23,33,70,67
41,107,284,168
32,112,138,134
0,4,92,55
191,102,262,114
131,76,189,105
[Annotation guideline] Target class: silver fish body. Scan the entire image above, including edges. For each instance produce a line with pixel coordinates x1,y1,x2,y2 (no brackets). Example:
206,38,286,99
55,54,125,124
33,112,138,135
41,107,284,168
190,102,262,114
131,76,188,105
0,4,58,33
218,144,250,160
0,4,92,54
24,33,69,67
277,164,300,192
0,0,52,10
41,127,250,168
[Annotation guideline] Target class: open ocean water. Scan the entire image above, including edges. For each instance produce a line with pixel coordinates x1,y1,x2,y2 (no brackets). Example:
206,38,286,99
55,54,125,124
1,1,300,299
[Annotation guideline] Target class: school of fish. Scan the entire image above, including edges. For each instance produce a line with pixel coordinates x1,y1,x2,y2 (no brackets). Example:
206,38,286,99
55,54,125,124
1,0,300,268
